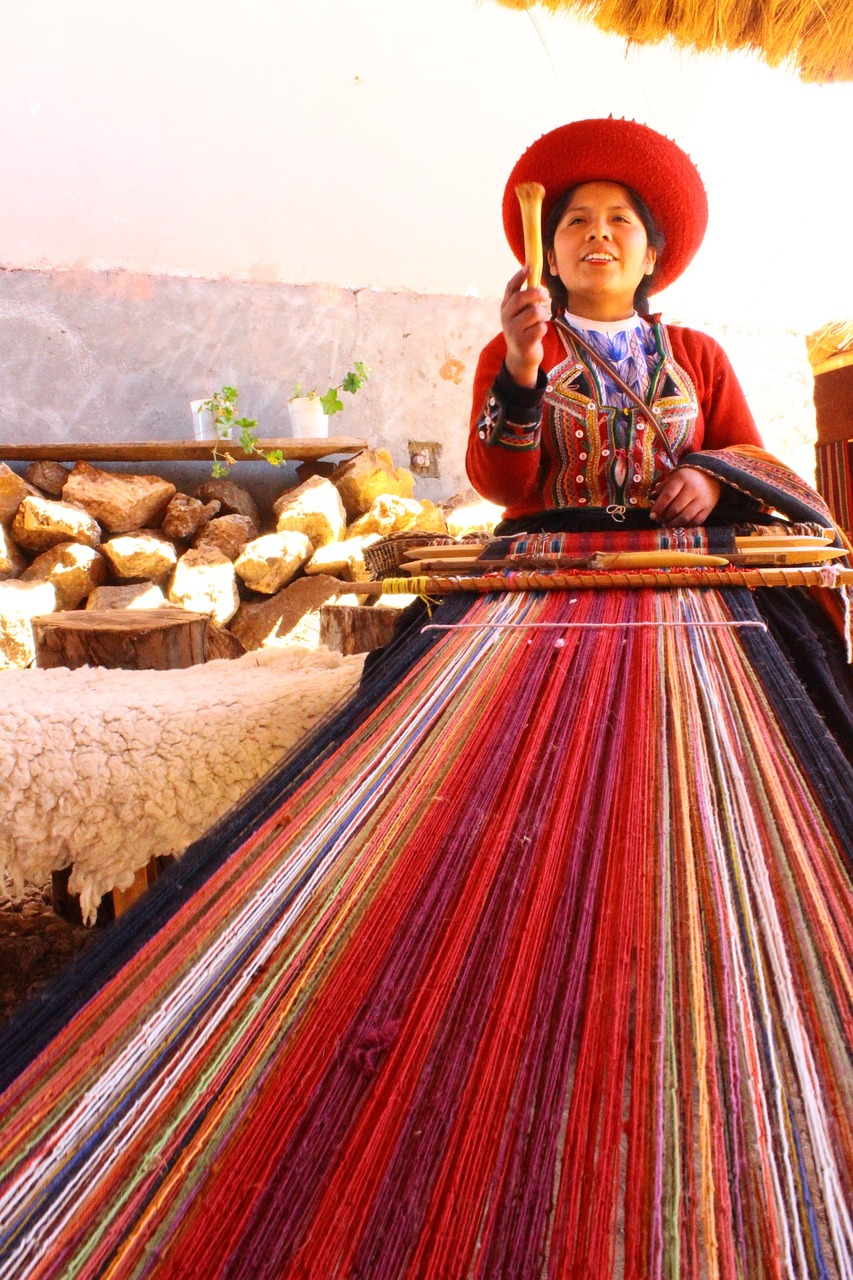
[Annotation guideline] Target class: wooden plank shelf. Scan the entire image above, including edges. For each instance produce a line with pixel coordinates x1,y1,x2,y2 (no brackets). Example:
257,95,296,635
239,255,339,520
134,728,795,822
0,437,368,463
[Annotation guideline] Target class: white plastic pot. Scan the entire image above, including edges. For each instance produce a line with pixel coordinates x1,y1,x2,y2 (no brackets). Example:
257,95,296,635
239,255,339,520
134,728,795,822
190,399,231,441
288,396,328,439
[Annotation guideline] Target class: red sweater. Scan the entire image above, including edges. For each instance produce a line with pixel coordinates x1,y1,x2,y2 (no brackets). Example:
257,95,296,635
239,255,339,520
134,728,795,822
466,319,763,520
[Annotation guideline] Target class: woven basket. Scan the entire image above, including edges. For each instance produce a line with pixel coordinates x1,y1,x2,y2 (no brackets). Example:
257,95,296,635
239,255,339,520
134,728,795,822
363,531,458,579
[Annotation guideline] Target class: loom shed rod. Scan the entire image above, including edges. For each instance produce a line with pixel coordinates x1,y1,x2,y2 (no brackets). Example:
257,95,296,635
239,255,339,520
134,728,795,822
400,548,847,575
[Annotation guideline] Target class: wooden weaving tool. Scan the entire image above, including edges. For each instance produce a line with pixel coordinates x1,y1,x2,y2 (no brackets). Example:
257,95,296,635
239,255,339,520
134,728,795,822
399,532,835,564
400,552,729,575
515,182,546,287
398,547,847,576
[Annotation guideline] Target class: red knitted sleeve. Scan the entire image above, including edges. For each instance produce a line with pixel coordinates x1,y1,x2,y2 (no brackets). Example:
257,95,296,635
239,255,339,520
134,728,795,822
669,328,764,450
465,333,547,510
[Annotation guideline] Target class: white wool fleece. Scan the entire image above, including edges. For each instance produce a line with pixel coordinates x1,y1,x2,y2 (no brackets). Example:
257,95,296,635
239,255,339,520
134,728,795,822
0,646,364,923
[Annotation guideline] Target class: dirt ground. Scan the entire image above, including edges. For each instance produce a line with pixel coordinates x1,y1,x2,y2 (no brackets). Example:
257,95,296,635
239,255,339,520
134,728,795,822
0,877,98,1026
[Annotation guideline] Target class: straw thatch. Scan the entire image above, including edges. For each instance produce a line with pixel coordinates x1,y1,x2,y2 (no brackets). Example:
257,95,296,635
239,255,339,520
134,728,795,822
807,319,853,373
494,0,852,81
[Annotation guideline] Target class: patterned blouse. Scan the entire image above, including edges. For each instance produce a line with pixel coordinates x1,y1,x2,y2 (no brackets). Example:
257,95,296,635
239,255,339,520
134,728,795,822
560,310,659,409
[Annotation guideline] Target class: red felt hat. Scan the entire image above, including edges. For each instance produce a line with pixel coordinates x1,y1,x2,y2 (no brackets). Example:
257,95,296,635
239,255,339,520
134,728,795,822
502,118,708,295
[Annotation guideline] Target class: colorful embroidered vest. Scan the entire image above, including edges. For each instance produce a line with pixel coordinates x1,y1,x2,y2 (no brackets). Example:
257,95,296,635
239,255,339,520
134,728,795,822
543,322,700,510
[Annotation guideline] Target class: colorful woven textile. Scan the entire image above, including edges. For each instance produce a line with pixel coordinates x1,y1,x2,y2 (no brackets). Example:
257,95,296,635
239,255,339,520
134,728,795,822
504,521,828,560
817,440,853,536
685,445,841,536
1,586,852,1279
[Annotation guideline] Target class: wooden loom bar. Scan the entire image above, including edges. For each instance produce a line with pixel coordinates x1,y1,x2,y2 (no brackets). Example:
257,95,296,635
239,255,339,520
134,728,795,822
343,566,853,596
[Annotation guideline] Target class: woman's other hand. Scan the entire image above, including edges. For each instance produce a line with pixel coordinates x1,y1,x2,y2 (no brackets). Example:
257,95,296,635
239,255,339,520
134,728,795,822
501,268,550,388
650,467,722,526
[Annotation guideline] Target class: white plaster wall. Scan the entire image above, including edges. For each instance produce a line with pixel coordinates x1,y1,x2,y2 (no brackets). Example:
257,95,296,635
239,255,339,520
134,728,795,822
1,0,852,331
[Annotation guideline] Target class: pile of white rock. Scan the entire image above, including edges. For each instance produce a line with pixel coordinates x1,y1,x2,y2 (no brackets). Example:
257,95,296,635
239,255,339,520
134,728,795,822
0,452,501,669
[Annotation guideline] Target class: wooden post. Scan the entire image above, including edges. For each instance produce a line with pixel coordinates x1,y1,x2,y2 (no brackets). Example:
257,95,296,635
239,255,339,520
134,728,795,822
32,608,209,670
112,859,158,918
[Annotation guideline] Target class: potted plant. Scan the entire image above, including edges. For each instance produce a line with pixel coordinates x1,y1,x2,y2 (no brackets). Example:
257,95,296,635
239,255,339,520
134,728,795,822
201,386,285,478
199,362,369,475
289,361,370,439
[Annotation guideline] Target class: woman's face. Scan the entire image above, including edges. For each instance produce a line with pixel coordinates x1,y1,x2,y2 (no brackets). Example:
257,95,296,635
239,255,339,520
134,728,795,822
546,181,656,320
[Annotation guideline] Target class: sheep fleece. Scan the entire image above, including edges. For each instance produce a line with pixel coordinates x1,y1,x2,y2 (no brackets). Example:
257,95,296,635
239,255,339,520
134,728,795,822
0,647,364,923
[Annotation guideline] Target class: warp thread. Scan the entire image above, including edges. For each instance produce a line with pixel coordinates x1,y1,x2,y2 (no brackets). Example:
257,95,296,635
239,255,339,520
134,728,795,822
0,588,851,1279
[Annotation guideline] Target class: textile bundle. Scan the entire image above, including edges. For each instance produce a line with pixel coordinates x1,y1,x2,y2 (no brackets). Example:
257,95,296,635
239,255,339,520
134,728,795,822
495,522,833,557
817,440,853,537
1,584,852,1278
811,347,853,538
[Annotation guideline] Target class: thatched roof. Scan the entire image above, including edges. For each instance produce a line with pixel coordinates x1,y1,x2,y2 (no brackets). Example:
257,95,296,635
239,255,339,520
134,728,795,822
808,319,853,373
494,0,852,81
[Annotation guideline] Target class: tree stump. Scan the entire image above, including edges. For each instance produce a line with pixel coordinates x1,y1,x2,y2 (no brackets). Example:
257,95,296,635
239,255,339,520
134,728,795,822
319,600,416,655
32,608,209,670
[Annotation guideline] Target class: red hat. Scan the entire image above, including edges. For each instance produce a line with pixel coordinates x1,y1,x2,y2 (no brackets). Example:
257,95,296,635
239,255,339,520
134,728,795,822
502,118,708,294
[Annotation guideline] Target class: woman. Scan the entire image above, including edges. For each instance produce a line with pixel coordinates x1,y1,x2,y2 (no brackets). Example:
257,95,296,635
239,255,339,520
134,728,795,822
467,118,780,533
465,117,853,756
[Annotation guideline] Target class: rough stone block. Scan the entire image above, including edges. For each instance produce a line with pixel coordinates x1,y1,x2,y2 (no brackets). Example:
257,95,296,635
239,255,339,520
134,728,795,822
272,475,347,548
23,460,70,497
305,534,381,582
229,574,342,651
0,463,29,525
101,531,178,583
0,526,29,580
347,494,447,538
168,546,239,626
196,479,260,531
330,448,415,519
206,624,246,661
20,542,106,610
86,583,168,610
11,495,101,553
161,493,221,540
193,514,258,561
62,461,176,534
234,531,313,595
439,489,503,537
0,579,57,669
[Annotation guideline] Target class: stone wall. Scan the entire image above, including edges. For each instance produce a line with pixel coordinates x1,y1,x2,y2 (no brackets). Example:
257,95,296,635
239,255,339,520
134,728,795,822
0,267,819,495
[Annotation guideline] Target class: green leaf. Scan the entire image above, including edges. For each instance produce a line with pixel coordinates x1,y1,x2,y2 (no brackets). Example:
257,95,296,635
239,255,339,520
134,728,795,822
264,449,284,466
320,388,344,415
211,460,229,478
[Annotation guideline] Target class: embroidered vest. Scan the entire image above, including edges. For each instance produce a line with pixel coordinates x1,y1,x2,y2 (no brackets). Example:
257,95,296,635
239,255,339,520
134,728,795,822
543,322,700,510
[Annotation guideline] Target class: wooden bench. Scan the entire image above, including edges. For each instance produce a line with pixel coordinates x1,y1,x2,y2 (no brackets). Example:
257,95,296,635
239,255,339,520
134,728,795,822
0,438,368,463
